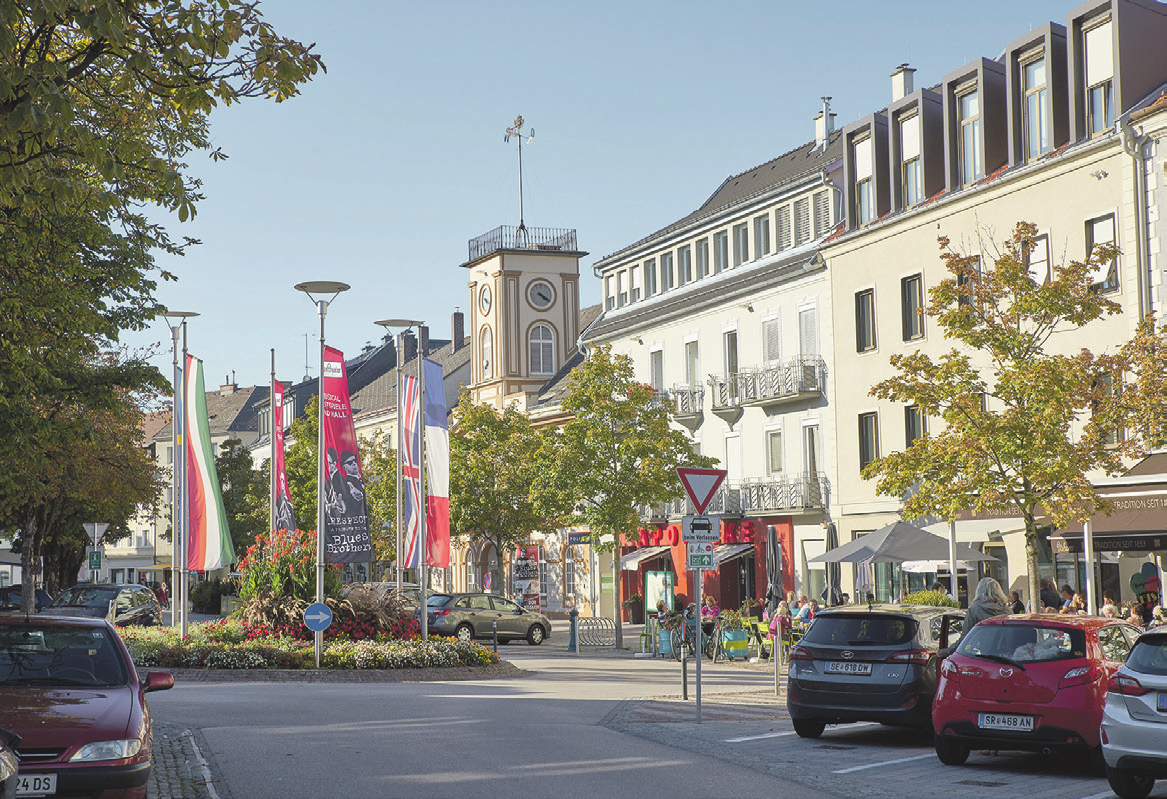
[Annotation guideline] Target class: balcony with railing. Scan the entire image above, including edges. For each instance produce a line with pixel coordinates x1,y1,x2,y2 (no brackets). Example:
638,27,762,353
708,356,826,413
638,471,830,520
667,384,703,423
467,225,579,262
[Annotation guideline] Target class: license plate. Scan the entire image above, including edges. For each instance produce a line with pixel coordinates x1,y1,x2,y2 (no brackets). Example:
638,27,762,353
17,774,57,797
978,713,1034,731
825,661,872,675
1157,693,1167,712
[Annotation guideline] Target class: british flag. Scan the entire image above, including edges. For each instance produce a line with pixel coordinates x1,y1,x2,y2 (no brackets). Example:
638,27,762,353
400,374,422,569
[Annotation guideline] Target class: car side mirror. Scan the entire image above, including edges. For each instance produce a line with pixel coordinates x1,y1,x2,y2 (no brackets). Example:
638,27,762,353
144,672,175,693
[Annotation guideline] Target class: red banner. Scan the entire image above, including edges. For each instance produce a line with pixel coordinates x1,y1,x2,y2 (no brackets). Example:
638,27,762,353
321,347,372,563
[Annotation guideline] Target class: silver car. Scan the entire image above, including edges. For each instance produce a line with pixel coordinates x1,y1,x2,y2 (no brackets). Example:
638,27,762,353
1101,626,1167,798
423,593,551,645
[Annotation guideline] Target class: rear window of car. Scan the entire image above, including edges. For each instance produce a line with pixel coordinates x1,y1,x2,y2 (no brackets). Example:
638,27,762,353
53,587,119,609
800,614,918,646
426,595,452,608
957,623,1085,663
1125,634,1167,676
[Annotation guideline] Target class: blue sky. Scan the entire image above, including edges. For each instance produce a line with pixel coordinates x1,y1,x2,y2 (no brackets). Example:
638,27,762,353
124,0,1079,389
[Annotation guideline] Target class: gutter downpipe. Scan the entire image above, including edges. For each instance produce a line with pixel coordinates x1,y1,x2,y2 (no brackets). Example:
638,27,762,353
1120,119,1151,320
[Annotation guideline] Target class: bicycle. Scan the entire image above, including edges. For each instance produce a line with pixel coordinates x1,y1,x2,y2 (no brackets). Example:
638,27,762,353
662,605,703,661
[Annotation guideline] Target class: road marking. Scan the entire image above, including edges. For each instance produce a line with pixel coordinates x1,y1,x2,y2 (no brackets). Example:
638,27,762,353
1078,793,1117,799
832,753,934,773
725,722,879,743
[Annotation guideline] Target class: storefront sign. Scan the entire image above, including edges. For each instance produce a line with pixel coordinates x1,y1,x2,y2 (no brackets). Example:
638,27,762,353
638,525,682,547
568,532,590,545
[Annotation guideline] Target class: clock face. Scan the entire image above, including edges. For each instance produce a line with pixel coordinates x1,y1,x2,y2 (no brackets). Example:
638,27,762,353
527,280,554,310
479,285,492,314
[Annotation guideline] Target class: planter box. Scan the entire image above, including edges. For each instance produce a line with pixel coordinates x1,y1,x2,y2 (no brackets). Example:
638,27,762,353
720,629,750,659
657,628,673,656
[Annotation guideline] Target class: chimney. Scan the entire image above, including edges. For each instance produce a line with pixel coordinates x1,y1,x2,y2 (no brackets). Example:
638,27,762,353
403,331,418,363
891,64,915,102
419,325,430,356
814,97,836,151
219,375,237,394
451,310,465,352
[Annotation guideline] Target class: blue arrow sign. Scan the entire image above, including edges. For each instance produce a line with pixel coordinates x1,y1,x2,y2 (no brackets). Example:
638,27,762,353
303,602,333,632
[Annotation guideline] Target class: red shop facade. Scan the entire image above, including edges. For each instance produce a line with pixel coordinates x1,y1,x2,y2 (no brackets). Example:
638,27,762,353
619,516,796,617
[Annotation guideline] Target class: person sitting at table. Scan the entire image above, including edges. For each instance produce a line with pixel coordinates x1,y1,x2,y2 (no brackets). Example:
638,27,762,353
700,595,720,636
796,598,818,625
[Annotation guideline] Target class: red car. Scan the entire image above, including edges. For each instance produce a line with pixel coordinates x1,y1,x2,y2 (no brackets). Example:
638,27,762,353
932,613,1140,768
0,615,173,798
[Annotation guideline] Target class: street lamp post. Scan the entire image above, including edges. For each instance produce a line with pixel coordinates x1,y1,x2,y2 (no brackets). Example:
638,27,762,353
374,318,425,640
161,311,199,637
295,282,350,668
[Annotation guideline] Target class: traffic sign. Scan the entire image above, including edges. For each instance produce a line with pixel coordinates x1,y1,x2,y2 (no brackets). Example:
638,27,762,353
687,541,714,570
676,467,727,514
304,603,333,632
682,515,719,543
88,550,102,571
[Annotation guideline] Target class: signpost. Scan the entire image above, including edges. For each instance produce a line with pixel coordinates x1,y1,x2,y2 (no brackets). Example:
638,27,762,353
304,603,333,633
676,467,727,724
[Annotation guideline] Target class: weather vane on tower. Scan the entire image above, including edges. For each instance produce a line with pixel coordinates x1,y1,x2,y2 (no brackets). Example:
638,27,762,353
504,115,534,246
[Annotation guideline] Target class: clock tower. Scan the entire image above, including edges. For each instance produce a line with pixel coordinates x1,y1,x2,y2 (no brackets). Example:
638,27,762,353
461,225,586,410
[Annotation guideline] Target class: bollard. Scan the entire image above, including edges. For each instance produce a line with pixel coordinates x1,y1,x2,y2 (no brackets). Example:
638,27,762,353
492,619,498,653
682,651,689,701
568,608,579,655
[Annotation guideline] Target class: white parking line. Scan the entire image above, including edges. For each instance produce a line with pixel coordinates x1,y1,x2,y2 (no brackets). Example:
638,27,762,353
832,753,934,773
1077,792,1117,799
725,722,879,743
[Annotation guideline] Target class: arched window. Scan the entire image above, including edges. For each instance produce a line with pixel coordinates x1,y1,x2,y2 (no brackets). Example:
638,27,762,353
529,324,555,375
480,326,493,379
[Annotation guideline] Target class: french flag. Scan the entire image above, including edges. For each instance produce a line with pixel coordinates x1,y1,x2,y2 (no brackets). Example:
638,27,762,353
423,359,450,568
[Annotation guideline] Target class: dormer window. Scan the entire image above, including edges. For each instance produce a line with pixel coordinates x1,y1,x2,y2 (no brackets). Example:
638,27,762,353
617,271,628,308
631,264,643,302
853,135,874,224
732,222,749,266
1084,16,1113,136
1022,55,1050,159
958,87,983,185
678,245,692,284
660,252,674,291
899,113,922,207
713,231,729,273
643,258,656,297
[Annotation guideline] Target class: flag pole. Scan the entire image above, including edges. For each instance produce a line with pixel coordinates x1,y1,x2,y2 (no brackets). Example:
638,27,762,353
270,349,276,554
396,333,403,595
418,346,427,641
179,324,189,638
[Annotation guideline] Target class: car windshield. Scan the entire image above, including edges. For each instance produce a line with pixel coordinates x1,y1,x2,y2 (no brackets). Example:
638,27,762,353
51,586,118,609
1125,634,1167,676
800,614,918,646
0,625,128,687
956,623,1085,663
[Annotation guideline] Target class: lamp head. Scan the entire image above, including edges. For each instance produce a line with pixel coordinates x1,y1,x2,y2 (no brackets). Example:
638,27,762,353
375,318,425,329
295,281,350,302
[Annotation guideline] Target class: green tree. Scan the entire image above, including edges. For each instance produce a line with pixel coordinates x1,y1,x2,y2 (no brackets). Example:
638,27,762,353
284,396,321,530
215,438,265,559
551,344,715,646
449,393,566,593
863,222,1167,609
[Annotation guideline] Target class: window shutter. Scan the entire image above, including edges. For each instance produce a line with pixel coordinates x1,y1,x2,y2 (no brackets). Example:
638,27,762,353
763,319,781,364
813,191,831,237
799,308,817,357
776,206,792,251
794,198,811,245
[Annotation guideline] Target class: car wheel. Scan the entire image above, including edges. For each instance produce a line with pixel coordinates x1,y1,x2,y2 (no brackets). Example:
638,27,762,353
792,718,825,739
455,624,474,643
934,734,970,766
1106,764,1155,799
527,625,545,646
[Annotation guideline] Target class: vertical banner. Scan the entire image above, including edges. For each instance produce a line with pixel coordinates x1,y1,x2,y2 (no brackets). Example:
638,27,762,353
423,359,450,568
400,373,422,569
321,347,373,563
272,381,297,533
184,355,235,571
514,544,541,612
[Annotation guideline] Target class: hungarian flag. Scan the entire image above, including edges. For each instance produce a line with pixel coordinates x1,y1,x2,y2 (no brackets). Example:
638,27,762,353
321,347,373,563
400,373,422,569
184,354,235,571
271,379,296,533
423,359,450,568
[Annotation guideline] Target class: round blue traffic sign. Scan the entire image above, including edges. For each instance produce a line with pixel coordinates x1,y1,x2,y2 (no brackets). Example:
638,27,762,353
303,602,332,632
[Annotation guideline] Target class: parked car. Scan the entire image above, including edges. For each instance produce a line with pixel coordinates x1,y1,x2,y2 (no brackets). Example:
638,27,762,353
0,615,174,798
932,613,1140,768
1101,626,1167,798
0,585,53,613
786,604,965,737
423,593,551,645
0,726,17,799
43,584,163,627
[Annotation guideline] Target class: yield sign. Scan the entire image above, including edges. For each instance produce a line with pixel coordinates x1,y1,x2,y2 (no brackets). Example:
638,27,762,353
676,467,727,514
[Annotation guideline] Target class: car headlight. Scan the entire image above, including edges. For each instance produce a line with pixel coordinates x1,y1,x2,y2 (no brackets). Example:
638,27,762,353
69,739,143,762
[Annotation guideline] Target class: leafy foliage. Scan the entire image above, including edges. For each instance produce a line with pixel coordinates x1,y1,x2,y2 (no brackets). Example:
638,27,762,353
190,577,236,615
215,438,266,557
901,590,960,609
449,392,566,566
863,221,1167,608
236,527,339,603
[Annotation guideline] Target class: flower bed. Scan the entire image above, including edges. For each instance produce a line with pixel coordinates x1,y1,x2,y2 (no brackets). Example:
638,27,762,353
119,619,500,671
